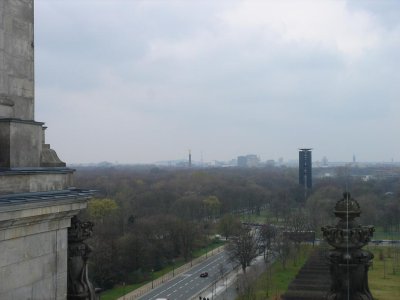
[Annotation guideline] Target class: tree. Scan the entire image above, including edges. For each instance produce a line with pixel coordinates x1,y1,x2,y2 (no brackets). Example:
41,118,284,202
273,232,291,269
87,198,118,224
259,223,277,262
226,225,259,273
177,220,198,262
236,267,258,300
203,195,221,219
218,214,241,240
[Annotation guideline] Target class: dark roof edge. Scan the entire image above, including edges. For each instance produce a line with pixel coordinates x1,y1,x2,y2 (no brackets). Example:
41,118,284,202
0,188,97,208
0,167,75,175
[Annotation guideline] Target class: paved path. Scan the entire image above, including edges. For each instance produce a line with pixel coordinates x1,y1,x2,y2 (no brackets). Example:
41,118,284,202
118,246,225,300
195,254,274,300
138,251,234,300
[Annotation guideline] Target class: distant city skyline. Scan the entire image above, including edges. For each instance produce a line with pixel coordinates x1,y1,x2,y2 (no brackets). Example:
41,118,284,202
35,0,400,164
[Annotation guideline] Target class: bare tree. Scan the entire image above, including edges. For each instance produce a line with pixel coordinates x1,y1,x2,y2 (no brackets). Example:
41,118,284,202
236,267,258,300
273,232,291,269
259,223,277,262
283,210,311,265
226,225,259,273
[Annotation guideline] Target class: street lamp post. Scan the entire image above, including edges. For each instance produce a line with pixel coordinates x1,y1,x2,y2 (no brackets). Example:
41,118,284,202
172,259,175,277
151,269,154,289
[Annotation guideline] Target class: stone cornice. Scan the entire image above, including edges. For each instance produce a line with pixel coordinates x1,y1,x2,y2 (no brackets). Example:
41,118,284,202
0,118,44,125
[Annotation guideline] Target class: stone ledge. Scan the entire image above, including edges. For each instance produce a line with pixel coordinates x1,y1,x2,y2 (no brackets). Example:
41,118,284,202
0,189,94,240
0,189,94,210
0,167,75,175
0,117,43,125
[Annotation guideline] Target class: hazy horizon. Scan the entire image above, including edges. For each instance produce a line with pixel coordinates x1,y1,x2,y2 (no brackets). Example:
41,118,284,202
34,0,400,164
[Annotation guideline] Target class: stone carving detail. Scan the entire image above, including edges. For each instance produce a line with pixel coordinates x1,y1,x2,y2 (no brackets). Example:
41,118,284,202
68,216,98,300
322,192,374,300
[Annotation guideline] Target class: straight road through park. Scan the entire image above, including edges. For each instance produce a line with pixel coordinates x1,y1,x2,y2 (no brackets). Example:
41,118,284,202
138,251,235,300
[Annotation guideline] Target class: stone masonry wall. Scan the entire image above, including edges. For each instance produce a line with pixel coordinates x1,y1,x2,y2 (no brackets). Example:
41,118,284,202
0,229,68,299
0,0,35,120
0,199,87,299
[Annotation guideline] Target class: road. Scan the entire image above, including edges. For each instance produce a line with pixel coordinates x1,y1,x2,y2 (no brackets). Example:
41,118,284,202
138,251,235,300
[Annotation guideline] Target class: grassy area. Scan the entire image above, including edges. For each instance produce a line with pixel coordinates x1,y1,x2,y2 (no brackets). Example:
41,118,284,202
372,227,400,240
369,246,400,300
239,208,284,225
100,240,225,300
236,245,400,300
237,245,314,300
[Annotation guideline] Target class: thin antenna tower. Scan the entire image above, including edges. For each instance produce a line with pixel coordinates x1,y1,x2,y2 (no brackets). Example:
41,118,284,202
345,186,350,300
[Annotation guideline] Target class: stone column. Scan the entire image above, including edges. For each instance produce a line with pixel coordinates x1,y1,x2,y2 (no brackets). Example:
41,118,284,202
0,1,95,299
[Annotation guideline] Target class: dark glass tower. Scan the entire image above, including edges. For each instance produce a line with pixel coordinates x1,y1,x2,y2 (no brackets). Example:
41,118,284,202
299,148,312,189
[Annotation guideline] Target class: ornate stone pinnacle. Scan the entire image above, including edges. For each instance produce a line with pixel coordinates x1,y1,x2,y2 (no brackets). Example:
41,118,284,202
321,192,375,300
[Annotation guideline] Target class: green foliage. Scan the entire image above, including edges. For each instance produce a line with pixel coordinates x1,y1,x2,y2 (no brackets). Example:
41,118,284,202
73,166,400,296
203,195,221,218
368,246,400,300
87,198,118,221
237,245,313,300
218,214,241,239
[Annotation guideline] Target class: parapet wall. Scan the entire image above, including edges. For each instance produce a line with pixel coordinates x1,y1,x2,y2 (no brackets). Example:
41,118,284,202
0,168,74,195
0,190,91,299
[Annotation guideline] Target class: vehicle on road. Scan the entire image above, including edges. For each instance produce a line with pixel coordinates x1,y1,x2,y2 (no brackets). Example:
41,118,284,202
200,272,208,278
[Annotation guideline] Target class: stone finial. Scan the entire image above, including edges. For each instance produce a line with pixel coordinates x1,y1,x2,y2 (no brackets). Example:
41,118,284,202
322,192,375,300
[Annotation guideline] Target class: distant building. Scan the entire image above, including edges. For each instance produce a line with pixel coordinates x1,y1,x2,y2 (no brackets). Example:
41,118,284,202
237,154,260,167
266,159,276,167
299,149,312,189
237,156,247,167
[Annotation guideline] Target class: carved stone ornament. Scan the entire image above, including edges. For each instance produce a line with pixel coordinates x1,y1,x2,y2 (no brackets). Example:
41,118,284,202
68,216,98,300
321,192,375,300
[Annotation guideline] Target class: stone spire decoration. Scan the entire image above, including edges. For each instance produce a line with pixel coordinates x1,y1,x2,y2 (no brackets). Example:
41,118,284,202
321,192,375,300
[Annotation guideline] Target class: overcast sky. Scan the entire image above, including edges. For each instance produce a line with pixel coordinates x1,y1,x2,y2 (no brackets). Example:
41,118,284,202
34,0,400,164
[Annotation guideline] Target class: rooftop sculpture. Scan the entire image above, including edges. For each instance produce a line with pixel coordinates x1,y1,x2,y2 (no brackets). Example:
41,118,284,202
322,192,375,300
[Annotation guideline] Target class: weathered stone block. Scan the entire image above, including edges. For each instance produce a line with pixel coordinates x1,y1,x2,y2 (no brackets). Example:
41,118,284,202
0,171,74,195
56,271,68,299
32,275,56,300
0,284,32,300
0,120,42,167
57,248,68,274
0,230,56,267
57,228,68,251
0,252,55,292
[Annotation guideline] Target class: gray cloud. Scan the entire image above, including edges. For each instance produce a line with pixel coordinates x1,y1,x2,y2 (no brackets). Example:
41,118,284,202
35,0,400,163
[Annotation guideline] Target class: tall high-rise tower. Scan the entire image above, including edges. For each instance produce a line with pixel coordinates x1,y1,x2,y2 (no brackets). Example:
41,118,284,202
299,148,312,189
188,149,192,167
